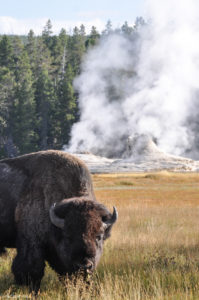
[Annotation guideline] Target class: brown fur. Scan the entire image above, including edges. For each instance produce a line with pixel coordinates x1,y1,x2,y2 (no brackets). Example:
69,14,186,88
0,150,115,293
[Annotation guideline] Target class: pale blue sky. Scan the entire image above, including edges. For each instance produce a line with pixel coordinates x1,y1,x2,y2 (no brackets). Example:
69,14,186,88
0,0,145,34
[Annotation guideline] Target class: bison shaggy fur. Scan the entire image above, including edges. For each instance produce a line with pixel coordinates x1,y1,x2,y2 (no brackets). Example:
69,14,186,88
0,150,117,292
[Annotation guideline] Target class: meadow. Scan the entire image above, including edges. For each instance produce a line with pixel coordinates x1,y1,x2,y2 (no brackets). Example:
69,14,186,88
0,172,199,299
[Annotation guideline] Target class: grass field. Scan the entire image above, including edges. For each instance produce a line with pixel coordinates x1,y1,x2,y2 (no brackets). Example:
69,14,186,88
0,172,199,299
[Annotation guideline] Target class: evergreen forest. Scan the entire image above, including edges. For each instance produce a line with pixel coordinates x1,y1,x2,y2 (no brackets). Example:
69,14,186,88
0,18,144,159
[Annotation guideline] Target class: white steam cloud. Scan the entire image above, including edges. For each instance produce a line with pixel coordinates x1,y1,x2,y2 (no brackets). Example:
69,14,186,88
68,0,199,159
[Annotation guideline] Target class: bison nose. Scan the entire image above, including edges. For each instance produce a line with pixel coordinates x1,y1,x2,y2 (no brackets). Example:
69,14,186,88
84,260,93,274
85,261,93,270
75,260,94,272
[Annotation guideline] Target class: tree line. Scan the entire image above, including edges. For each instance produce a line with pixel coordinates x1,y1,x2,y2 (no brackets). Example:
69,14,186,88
0,18,144,158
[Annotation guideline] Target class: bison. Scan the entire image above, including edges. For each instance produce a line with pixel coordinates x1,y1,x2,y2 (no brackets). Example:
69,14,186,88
0,150,118,293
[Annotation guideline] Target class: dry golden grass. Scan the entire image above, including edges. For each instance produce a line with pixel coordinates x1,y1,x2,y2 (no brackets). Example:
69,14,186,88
0,172,199,299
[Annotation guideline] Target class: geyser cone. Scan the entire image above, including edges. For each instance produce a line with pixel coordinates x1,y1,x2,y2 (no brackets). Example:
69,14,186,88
123,134,176,162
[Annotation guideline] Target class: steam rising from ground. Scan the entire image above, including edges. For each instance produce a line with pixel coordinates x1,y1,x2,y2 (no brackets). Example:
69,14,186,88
68,0,199,159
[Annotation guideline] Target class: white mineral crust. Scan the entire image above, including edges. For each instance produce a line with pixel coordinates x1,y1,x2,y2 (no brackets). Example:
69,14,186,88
70,135,199,173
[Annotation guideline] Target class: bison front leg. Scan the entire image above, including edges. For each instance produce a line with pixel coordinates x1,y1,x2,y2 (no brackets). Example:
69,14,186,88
12,238,45,294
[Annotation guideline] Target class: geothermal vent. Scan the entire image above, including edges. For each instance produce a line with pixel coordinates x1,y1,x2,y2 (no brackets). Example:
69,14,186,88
122,134,169,162
71,134,199,173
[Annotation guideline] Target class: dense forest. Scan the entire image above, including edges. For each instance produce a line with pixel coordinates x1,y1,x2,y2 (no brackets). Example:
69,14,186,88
0,18,145,159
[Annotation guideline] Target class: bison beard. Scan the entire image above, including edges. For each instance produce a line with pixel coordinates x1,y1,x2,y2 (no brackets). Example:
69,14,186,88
0,150,118,293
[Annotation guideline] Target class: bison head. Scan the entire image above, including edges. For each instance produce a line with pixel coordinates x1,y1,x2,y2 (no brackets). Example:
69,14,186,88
49,198,118,276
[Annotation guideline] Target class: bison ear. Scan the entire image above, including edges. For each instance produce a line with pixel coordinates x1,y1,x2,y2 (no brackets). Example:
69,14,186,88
103,206,118,240
49,203,65,229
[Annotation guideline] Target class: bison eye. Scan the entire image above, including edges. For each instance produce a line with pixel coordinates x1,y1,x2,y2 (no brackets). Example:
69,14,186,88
96,234,102,243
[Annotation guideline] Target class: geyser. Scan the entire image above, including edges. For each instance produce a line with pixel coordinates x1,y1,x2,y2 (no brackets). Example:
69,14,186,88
67,0,199,161
73,134,199,173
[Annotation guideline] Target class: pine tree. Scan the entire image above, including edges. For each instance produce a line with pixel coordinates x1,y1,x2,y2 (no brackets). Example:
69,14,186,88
0,35,14,68
67,26,86,75
80,24,86,37
12,51,37,154
56,29,69,78
135,17,146,30
50,35,65,79
0,66,17,157
121,21,134,35
26,29,37,71
85,26,100,48
102,20,113,36
42,19,53,50
33,37,52,79
56,63,76,146
35,67,55,150
12,36,24,67
59,28,68,48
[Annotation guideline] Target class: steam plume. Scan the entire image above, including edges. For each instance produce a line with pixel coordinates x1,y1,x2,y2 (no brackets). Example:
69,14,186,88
68,0,199,159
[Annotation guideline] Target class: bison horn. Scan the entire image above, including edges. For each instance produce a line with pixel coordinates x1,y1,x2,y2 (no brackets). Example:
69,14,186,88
103,206,118,229
49,203,65,229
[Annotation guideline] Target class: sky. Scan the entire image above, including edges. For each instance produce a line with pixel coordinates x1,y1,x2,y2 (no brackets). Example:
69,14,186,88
0,0,145,35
